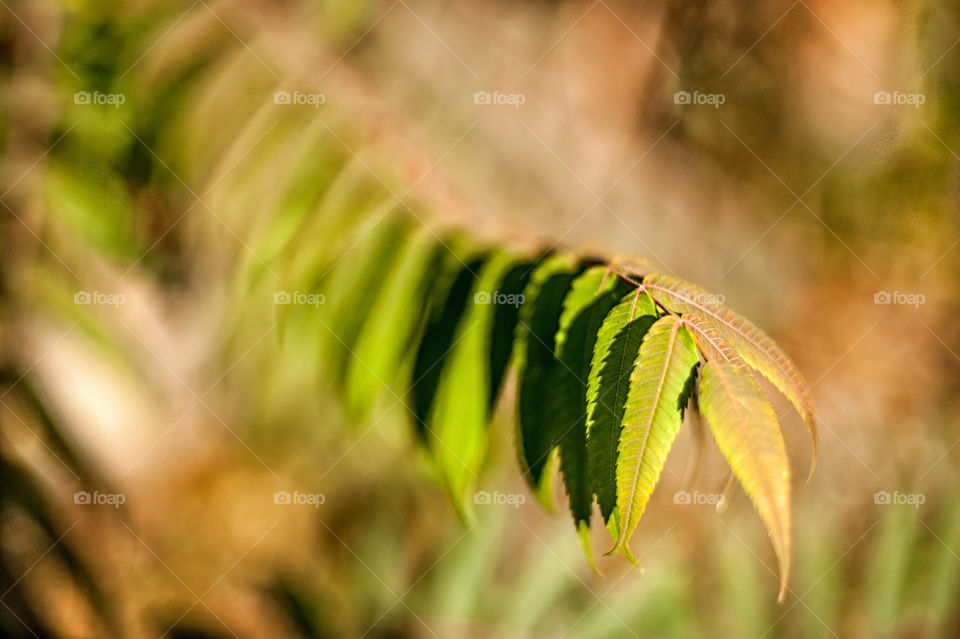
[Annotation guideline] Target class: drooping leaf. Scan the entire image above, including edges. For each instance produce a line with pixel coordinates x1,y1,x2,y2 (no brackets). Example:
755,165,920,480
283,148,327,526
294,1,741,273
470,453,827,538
698,356,792,602
487,261,535,410
612,315,699,554
346,227,444,416
409,248,488,440
643,273,817,473
553,267,633,532
513,254,580,504
585,289,659,522
430,251,529,520
314,213,411,380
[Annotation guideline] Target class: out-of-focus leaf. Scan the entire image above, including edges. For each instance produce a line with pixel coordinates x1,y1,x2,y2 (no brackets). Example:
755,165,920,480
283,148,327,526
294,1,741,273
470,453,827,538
314,214,411,381
430,251,528,520
698,356,792,601
612,315,698,555
410,248,488,440
346,228,443,416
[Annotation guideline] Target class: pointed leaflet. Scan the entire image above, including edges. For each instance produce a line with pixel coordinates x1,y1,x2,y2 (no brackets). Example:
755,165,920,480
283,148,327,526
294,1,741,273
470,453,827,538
643,273,817,472
612,315,699,554
410,248,489,441
487,262,534,410
315,214,411,381
585,289,659,522
345,227,443,416
698,356,792,601
553,267,633,529
429,251,532,521
513,254,580,502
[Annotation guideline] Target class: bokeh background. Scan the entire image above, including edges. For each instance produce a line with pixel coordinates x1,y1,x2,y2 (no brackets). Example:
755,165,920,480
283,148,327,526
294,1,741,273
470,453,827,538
1,0,959,637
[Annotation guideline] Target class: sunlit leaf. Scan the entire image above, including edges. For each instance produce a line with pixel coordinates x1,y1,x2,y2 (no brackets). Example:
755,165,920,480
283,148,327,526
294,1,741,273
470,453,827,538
553,267,632,546
346,228,444,416
585,289,659,522
430,251,528,520
698,356,792,601
643,273,817,473
612,315,699,554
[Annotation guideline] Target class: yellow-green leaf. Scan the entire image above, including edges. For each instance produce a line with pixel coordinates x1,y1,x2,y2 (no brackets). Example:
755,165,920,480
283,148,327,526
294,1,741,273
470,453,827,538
643,273,817,473
698,357,792,602
611,315,699,554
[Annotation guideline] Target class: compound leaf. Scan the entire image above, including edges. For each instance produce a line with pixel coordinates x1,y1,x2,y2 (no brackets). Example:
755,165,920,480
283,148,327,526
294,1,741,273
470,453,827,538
643,273,817,474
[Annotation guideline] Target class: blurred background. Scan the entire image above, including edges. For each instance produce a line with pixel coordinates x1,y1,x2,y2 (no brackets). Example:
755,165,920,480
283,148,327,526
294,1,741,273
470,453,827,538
1,0,959,637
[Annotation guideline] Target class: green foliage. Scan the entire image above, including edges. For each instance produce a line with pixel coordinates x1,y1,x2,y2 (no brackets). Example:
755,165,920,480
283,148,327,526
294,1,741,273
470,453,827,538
328,226,817,596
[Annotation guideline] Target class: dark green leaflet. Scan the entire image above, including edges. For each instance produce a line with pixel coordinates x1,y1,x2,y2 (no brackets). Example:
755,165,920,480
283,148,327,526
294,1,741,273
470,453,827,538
317,214,412,382
584,289,659,522
487,262,534,410
513,254,581,496
410,249,489,440
554,267,633,525
430,251,530,520
345,228,445,417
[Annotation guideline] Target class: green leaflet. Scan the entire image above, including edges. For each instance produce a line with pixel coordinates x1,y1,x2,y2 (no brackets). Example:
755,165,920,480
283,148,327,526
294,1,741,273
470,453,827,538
430,251,529,521
513,254,580,504
612,315,699,555
698,356,791,602
345,228,444,417
554,267,633,531
487,262,535,410
643,273,817,474
410,248,489,441
315,214,411,381
585,289,659,523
